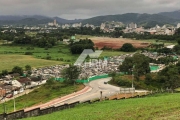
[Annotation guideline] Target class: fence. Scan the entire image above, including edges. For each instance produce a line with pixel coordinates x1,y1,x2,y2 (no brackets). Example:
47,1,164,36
55,74,109,83
0,89,174,120
0,101,80,120
120,88,135,93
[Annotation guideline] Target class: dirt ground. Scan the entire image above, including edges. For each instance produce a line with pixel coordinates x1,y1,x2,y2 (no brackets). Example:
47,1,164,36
91,37,150,49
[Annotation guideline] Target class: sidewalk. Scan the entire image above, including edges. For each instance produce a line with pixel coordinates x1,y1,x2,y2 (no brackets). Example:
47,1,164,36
24,86,92,112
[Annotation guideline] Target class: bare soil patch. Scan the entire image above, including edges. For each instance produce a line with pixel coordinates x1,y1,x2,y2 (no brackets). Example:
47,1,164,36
91,37,150,49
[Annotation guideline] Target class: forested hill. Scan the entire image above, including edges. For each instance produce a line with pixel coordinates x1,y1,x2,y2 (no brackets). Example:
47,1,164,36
81,13,180,27
0,10,180,27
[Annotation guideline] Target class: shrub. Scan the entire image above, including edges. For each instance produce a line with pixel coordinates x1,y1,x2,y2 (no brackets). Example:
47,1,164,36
46,56,51,60
25,52,33,55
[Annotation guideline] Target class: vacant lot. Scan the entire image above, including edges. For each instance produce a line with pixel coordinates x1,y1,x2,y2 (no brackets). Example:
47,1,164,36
91,37,151,49
24,93,180,120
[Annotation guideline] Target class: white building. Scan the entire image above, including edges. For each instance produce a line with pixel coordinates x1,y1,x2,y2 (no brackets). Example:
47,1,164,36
128,22,137,29
177,23,180,28
100,23,106,30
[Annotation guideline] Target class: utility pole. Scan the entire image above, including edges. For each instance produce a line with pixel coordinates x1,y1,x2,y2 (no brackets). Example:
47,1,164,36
13,92,16,112
100,91,102,101
132,69,134,88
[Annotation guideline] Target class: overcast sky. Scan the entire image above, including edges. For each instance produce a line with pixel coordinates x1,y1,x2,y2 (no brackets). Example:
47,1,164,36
0,0,179,19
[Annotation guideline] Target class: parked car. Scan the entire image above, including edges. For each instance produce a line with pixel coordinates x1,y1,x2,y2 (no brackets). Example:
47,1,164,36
6,94,13,98
104,82,108,84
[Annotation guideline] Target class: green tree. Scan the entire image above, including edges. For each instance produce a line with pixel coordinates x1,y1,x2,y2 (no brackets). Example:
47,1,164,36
145,73,153,85
118,57,134,74
1,70,8,76
12,66,23,75
109,71,116,82
61,65,81,85
120,43,136,52
25,65,31,71
119,53,150,80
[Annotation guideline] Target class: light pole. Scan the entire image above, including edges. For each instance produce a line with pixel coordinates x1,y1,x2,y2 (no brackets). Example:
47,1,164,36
132,69,134,88
13,91,16,112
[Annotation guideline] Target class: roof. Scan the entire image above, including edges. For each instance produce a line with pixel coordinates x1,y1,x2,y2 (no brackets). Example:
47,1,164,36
12,80,22,87
18,77,31,84
29,77,41,82
166,45,175,49
71,36,76,40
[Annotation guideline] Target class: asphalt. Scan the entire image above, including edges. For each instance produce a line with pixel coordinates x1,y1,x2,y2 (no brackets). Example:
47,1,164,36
24,77,148,112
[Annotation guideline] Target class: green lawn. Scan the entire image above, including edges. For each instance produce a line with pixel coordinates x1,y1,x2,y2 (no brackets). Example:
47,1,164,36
101,50,133,57
0,44,78,62
23,93,180,120
75,34,94,39
0,44,80,71
0,54,65,71
0,81,84,114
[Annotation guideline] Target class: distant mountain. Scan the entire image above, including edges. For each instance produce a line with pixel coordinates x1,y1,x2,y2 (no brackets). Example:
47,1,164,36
158,10,180,20
81,13,180,27
0,10,180,27
53,17,82,24
0,15,83,25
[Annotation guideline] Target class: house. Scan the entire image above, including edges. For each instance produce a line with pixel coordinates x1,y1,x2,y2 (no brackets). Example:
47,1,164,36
29,76,42,82
12,80,22,88
10,73,20,78
17,77,31,88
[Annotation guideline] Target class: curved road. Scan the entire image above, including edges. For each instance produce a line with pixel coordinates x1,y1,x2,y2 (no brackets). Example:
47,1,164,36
59,77,120,105
25,77,146,111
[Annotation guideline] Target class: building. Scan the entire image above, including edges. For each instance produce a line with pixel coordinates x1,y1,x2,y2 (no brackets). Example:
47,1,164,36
48,19,58,27
128,22,137,29
177,23,180,28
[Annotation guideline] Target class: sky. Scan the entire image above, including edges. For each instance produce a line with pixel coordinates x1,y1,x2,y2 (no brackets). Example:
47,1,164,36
0,0,179,20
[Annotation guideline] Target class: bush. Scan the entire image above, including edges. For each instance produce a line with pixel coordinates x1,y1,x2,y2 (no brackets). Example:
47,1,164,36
25,52,33,55
60,58,64,61
120,43,136,52
44,47,48,50
46,56,51,60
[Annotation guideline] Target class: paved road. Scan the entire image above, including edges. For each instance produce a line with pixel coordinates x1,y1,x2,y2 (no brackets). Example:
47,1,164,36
57,77,120,105
25,77,119,111
25,77,147,111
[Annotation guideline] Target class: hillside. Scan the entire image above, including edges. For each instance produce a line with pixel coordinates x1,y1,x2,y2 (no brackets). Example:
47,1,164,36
0,10,180,26
81,13,180,27
159,10,180,20
23,93,180,120
0,15,83,25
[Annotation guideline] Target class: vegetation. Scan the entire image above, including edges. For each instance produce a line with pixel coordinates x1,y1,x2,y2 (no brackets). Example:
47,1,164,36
70,39,94,54
120,43,136,52
119,53,150,78
0,79,84,114
61,65,81,84
12,66,23,75
0,55,64,72
23,93,180,120
122,28,180,45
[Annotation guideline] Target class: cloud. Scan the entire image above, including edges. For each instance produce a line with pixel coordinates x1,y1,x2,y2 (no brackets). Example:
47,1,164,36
0,0,179,19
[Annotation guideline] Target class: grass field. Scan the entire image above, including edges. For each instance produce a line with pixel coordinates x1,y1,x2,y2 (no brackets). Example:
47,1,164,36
0,44,79,71
0,43,133,72
100,50,133,57
0,44,78,61
75,34,94,39
0,55,65,71
23,93,180,120
0,81,84,114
